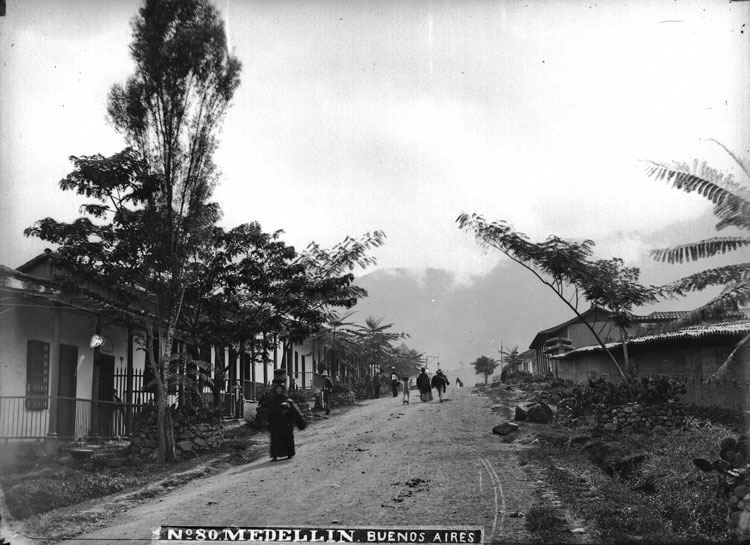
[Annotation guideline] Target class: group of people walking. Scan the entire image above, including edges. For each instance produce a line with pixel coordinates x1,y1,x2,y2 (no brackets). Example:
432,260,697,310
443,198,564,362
416,367,450,402
384,366,450,404
266,366,452,462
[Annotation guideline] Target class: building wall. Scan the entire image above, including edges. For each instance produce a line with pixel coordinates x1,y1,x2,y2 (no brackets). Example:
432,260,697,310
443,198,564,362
0,302,98,398
0,297,147,438
564,320,639,349
556,340,749,410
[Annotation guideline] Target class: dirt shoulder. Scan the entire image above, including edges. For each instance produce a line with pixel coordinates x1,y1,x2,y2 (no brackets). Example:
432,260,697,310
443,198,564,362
12,386,540,545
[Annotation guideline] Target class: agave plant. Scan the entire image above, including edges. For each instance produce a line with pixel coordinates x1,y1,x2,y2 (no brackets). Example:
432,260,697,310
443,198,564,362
644,144,750,378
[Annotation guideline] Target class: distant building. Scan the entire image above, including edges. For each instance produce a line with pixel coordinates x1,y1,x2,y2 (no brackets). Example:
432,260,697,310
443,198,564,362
550,319,750,410
527,306,690,377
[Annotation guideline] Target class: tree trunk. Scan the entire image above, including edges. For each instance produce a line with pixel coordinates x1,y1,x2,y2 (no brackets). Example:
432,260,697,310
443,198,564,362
620,326,631,373
146,322,174,463
160,322,177,461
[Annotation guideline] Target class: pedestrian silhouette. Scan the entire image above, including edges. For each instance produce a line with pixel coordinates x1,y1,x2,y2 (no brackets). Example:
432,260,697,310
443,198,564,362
431,369,450,402
416,367,433,402
267,382,306,462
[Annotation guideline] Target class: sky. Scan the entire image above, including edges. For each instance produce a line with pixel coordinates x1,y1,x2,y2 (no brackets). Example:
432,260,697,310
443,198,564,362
1,0,749,357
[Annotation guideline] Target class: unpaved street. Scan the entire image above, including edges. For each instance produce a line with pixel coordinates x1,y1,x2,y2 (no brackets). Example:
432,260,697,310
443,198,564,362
64,387,536,545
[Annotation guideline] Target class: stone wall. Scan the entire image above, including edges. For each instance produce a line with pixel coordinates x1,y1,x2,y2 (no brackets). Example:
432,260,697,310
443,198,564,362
594,402,686,433
728,480,750,538
129,408,224,462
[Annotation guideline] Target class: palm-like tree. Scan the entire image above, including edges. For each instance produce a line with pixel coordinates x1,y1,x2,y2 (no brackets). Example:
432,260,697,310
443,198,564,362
644,145,750,377
498,346,525,374
309,310,360,379
354,316,406,377
390,343,424,379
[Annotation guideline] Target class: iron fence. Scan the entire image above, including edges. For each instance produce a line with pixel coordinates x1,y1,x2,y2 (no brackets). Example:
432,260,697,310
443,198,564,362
0,396,147,441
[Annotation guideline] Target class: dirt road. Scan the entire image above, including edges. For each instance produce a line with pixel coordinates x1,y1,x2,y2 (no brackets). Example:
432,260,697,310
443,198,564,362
63,386,535,545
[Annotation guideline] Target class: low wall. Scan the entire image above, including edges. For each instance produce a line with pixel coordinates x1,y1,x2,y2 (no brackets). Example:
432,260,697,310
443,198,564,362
130,408,224,462
594,402,686,432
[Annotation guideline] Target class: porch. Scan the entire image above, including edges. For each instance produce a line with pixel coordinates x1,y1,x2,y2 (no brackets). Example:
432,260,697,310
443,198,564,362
0,372,318,442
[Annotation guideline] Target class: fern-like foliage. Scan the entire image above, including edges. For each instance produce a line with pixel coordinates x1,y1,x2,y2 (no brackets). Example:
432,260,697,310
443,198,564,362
644,160,750,231
645,149,750,374
651,237,750,264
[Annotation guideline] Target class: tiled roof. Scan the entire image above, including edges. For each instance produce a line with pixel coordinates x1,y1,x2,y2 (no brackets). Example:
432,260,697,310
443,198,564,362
552,319,750,358
632,311,692,322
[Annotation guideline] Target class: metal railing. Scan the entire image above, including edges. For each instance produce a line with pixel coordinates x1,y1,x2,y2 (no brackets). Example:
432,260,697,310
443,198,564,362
0,396,147,441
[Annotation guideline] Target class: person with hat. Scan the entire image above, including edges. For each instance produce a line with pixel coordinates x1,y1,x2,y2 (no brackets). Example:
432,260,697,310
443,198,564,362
267,375,306,462
322,371,334,415
389,367,400,398
431,369,450,402
416,367,432,402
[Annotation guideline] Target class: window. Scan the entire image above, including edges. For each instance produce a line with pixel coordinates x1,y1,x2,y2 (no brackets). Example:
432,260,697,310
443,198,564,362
26,340,50,410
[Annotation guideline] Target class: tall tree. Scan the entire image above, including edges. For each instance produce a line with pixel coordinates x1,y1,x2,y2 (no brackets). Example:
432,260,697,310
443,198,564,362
279,231,387,378
644,148,750,378
26,0,241,462
457,213,661,387
471,355,500,385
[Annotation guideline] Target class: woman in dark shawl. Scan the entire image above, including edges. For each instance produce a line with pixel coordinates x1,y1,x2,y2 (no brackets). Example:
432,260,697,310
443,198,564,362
267,383,306,461
416,367,432,402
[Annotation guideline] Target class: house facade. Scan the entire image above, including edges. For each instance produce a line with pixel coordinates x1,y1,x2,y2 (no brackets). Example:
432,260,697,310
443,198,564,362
1,254,325,442
0,263,147,440
551,320,750,410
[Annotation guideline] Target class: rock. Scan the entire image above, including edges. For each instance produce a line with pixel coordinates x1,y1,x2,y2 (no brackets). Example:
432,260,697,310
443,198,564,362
515,406,528,421
493,422,520,436
526,402,554,424
194,437,207,448
176,441,193,452
583,439,647,478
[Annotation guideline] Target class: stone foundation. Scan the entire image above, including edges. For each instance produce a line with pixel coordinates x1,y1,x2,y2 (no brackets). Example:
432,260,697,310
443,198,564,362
594,402,686,433
130,407,224,462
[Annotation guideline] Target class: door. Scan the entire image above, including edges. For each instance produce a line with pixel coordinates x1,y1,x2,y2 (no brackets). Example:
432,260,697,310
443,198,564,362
56,344,78,438
92,354,115,437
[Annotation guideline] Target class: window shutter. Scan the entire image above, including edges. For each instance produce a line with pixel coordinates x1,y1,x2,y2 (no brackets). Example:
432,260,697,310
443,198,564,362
26,340,50,410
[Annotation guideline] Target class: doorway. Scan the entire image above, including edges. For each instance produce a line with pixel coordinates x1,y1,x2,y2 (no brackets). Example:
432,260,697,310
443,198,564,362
56,344,78,438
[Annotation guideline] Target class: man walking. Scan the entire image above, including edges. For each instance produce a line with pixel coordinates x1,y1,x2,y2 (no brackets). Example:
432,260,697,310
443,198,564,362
431,369,450,402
